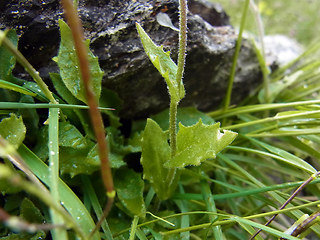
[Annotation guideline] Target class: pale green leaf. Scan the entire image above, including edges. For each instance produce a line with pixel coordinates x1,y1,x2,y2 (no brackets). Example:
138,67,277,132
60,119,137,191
136,22,185,102
141,119,179,200
54,19,103,103
165,119,237,168
0,114,26,149
114,168,146,217
248,137,317,174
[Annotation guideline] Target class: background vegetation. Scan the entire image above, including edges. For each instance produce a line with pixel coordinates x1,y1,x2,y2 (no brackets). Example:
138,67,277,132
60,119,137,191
214,0,320,46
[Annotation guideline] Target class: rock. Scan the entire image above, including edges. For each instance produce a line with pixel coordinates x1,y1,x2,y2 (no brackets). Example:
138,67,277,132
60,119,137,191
0,0,262,119
264,34,304,68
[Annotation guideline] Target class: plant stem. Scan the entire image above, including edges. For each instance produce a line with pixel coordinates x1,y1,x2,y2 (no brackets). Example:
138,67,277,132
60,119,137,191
169,0,188,157
169,100,178,158
60,0,115,213
176,0,188,95
223,0,250,112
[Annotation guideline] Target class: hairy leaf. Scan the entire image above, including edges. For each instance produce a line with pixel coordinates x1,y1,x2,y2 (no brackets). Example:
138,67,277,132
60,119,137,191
136,23,185,102
54,19,103,103
141,119,179,200
165,120,237,168
0,114,26,149
114,168,146,217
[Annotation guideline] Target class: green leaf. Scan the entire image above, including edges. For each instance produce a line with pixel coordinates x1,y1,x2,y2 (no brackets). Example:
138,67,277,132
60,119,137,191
0,30,18,81
59,122,88,149
50,73,93,137
114,168,146,217
136,22,185,102
165,120,237,168
141,119,179,200
86,127,129,169
54,19,103,103
0,114,26,149
59,142,96,177
248,137,317,174
20,198,45,223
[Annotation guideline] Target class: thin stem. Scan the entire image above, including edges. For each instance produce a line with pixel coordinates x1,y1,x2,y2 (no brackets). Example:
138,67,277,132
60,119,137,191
250,0,270,104
169,100,178,158
176,0,188,95
223,0,250,111
60,0,115,214
129,216,139,240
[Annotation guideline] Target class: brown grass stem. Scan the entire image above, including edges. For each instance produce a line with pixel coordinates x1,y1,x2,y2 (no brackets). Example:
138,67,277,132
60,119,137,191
60,0,115,223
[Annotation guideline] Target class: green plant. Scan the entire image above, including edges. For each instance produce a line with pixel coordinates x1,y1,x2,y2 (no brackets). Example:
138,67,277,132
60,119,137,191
136,0,237,201
1,0,320,239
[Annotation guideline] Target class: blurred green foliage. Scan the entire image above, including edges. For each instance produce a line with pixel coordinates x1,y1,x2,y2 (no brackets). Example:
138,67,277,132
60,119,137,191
213,0,320,46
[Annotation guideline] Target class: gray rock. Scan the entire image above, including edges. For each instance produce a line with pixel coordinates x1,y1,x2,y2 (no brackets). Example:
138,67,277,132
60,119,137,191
0,0,262,119
264,34,304,68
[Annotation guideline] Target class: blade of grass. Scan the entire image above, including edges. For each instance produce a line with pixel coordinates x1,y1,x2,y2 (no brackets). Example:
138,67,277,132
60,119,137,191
233,217,300,240
18,144,100,240
0,102,113,110
223,0,250,112
209,99,320,119
81,176,113,240
114,200,320,237
175,184,190,240
48,107,68,239
0,79,37,97
200,175,223,239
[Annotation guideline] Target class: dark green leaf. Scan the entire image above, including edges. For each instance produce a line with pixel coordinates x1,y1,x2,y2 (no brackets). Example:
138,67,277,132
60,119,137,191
136,23,184,102
20,198,45,223
141,119,179,200
50,73,93,137
0,30,17,81
114,168,146,217
59,141,96,177
54,19,103,103
165,120,237,168
0,113,26,149
86,127,128,169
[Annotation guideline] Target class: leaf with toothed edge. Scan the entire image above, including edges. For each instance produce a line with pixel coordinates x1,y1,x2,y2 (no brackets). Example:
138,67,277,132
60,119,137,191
164,119,238,168
136,22,185,102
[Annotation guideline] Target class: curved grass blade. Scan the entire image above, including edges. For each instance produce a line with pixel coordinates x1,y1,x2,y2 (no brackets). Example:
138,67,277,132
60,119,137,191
18,144,100,240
